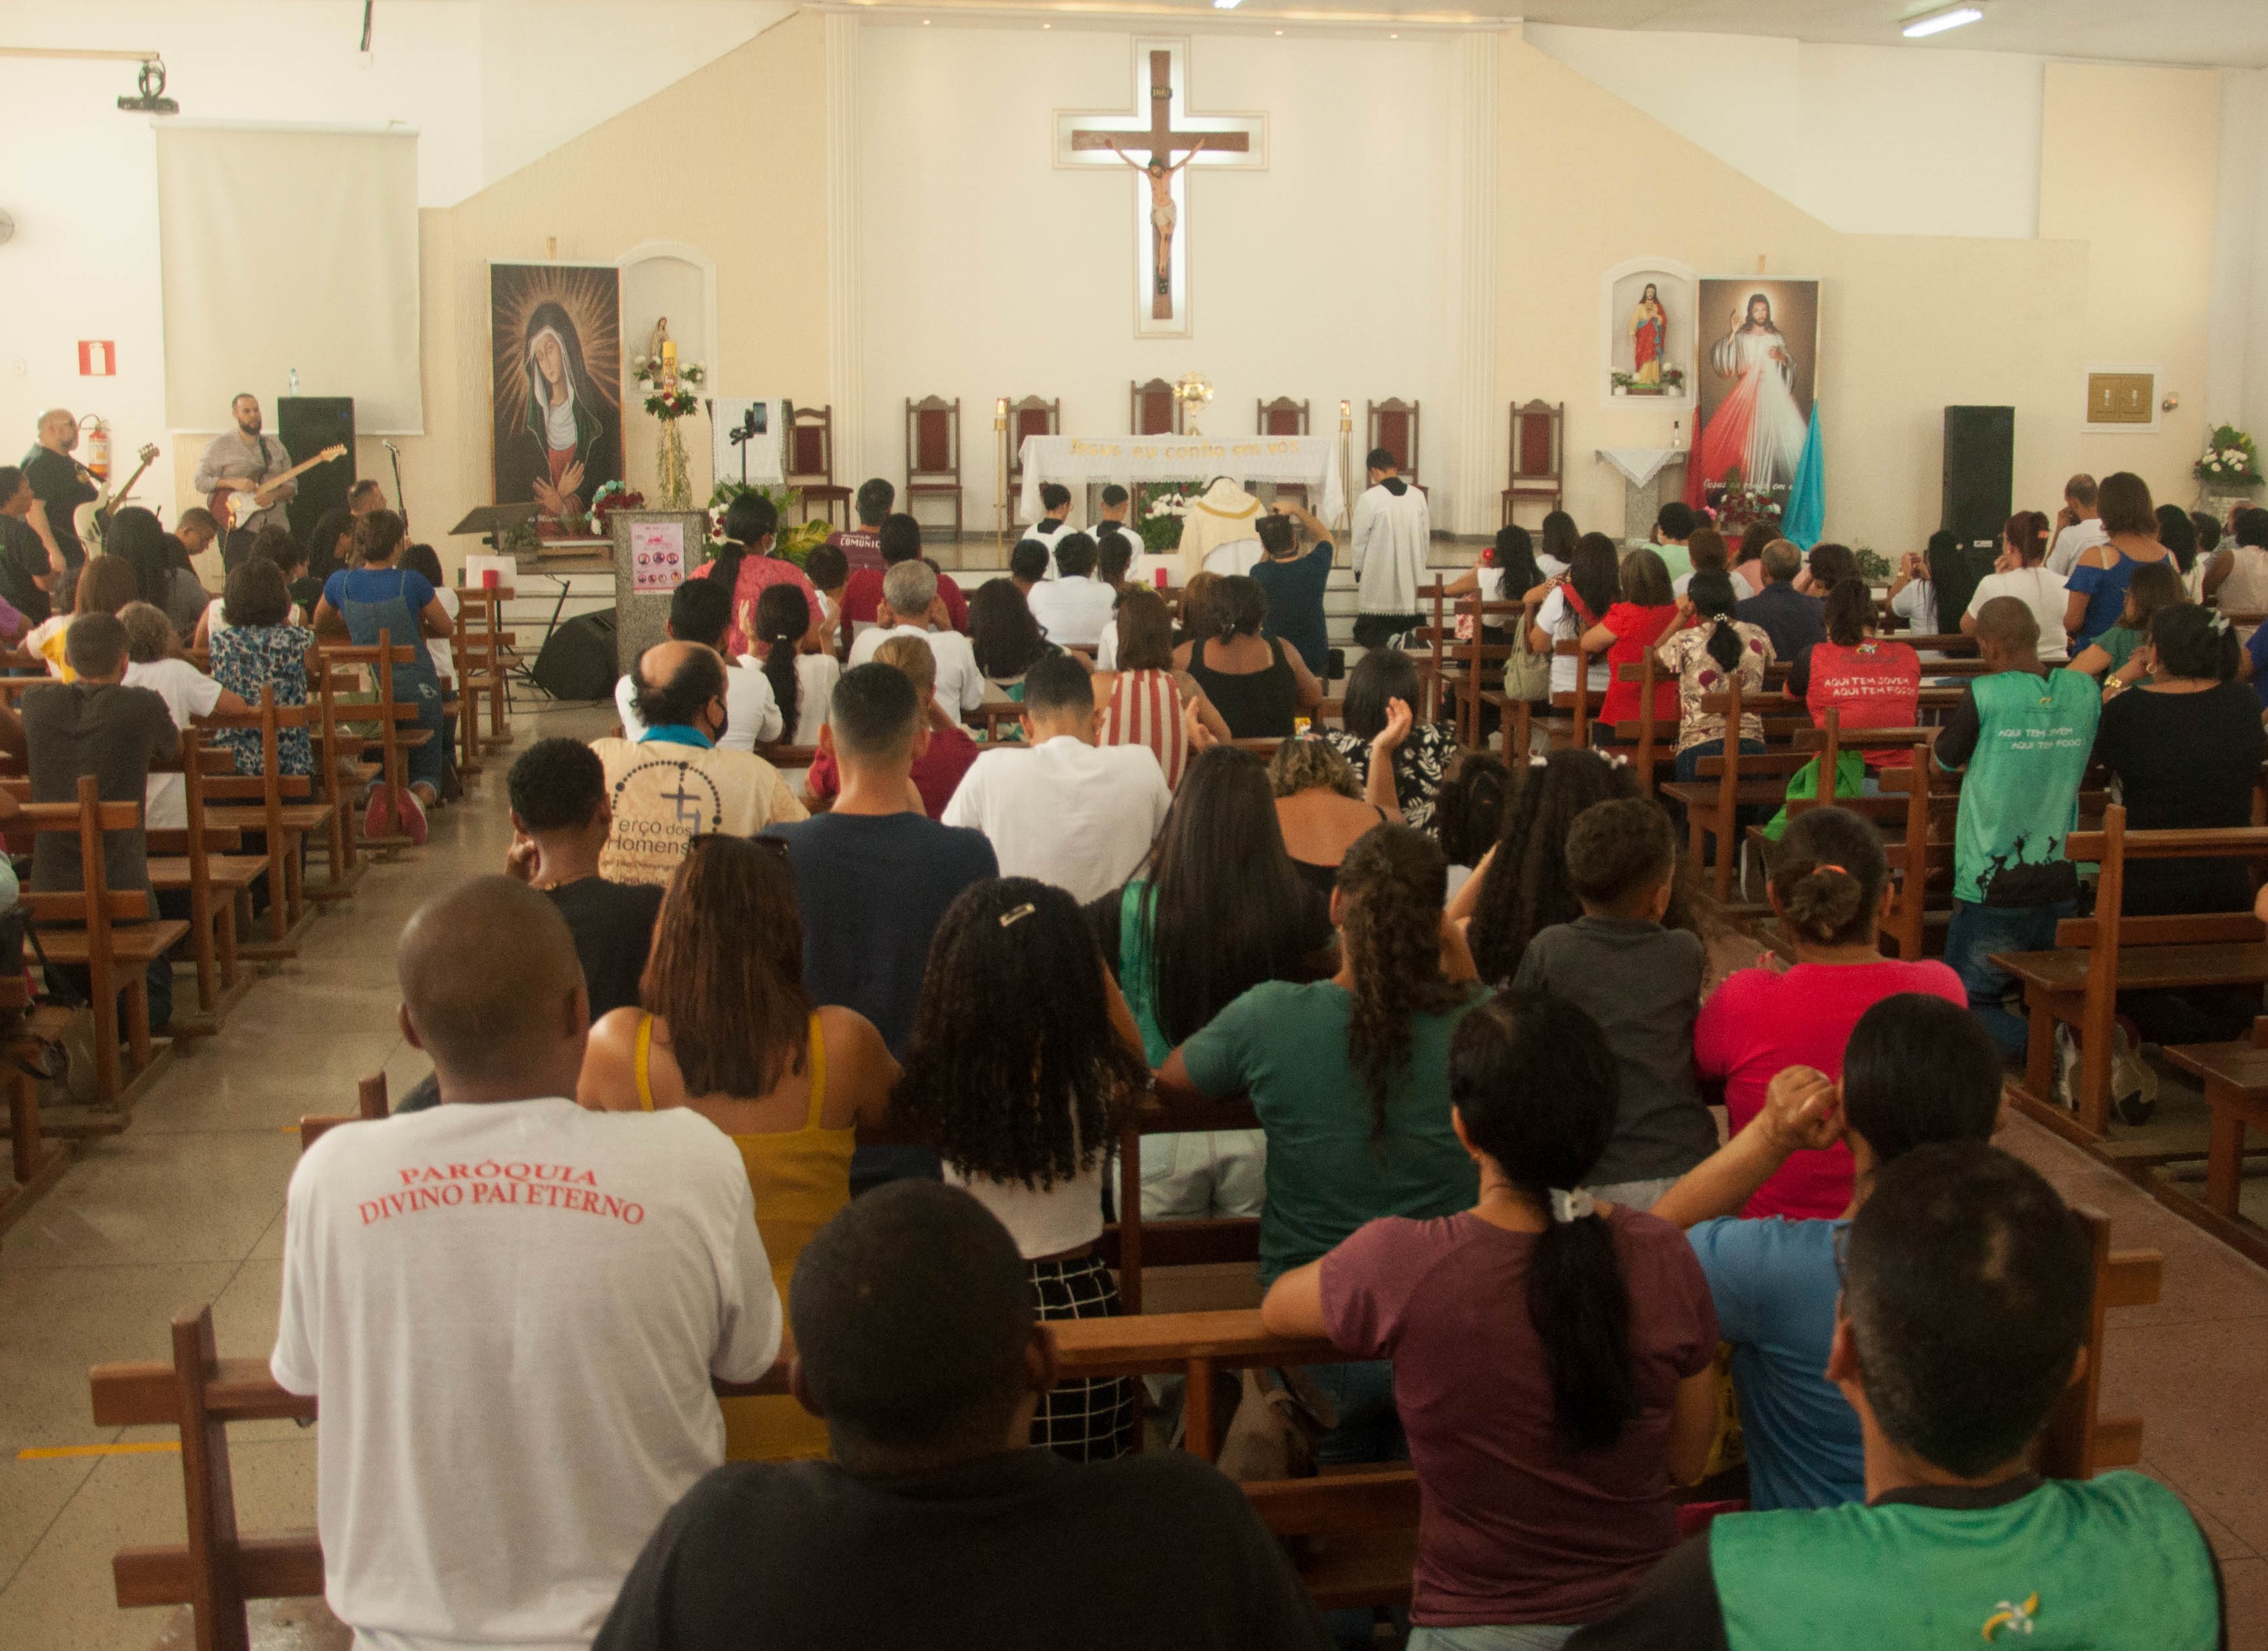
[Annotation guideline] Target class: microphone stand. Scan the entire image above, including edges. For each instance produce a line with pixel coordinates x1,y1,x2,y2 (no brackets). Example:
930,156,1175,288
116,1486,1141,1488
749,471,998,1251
383,441,407,529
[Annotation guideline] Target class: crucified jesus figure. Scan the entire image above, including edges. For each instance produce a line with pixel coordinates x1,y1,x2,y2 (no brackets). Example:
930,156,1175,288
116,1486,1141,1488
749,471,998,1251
1109,137,1206,302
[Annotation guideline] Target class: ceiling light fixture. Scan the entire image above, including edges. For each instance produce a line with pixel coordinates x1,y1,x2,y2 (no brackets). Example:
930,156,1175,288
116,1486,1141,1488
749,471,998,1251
1213,0,1242,10
1900,3,1983,38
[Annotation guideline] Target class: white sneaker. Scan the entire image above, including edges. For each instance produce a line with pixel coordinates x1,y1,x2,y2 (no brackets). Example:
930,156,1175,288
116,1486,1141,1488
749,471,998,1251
2053,1023,2080,1112
2110,1022,2158,1127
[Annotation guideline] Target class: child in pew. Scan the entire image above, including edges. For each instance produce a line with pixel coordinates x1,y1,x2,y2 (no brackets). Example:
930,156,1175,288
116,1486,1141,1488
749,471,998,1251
1931,597,2101,1074
1261,991,1719,1651
1566,1143,2225,1651
2065,557,2183,687
1511,798,1716,1210
891,877,1151,1464
1693,807,1964,1221
1651,994,2001,1512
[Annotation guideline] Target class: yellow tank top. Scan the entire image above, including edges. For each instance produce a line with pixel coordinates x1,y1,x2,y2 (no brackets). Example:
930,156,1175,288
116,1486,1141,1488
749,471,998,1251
635,1011,855,1460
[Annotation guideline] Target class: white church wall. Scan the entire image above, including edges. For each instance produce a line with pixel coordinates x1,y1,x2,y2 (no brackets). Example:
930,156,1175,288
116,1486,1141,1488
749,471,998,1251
2208,68,2268,454
1523,23,2045,242
0,0,787,549
853,20,1472,536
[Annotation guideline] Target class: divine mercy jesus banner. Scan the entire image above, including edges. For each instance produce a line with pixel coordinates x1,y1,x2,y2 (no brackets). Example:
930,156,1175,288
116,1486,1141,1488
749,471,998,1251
1684,278,1819,514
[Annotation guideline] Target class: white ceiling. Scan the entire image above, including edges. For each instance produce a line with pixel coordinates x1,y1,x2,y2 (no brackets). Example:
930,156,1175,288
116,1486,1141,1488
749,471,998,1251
826,0,2268,69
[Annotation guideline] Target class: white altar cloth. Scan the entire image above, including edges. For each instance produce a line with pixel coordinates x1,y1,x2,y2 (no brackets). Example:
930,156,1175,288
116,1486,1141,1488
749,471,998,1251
1018,434,1348,529
1594,446,1686,489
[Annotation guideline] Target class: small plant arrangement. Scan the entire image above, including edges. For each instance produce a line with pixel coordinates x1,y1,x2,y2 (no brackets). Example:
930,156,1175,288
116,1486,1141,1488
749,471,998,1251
1134,480,1204,555
1611,366,1686,395
1853,547,1892,582
632,353,706,420
2196,426,2261,492
589,481,644,535
1703,464,1787,535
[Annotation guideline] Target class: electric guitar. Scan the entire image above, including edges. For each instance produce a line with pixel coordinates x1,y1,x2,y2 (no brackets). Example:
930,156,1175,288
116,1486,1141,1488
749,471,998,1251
90,444,163,541
208,444,349,531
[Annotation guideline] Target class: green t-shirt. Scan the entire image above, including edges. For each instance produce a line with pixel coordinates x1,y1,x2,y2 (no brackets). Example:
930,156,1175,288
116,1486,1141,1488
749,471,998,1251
1711,1471,2218,1651
1652,542,1694,582
1178,978,1483,1283
2094,623,2144,674
1951,669,2100,906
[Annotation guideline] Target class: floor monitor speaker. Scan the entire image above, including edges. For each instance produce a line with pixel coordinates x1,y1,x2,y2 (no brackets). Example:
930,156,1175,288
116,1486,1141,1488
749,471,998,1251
531,608,618,702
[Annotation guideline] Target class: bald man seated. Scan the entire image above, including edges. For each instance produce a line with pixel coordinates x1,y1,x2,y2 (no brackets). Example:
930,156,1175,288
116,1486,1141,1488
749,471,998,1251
587,639,807,886
271,876,782,1651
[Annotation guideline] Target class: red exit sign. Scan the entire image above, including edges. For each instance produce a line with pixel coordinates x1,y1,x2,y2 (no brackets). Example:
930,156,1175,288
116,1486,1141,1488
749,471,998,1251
78,341,116,377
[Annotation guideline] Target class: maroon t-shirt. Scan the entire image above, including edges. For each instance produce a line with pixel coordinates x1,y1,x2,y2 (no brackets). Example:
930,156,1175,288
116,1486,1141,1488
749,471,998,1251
1320,1208,1718,1629
828,526,885,574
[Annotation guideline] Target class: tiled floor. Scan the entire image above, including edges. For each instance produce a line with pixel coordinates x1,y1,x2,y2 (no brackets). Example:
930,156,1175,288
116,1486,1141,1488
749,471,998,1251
1,695,2263,1648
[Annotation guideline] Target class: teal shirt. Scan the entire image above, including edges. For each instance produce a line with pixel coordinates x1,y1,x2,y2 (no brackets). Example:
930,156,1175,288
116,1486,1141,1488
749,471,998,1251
1951,669,2100,906
1712,1471,2219,1651
1178,978,1483,1283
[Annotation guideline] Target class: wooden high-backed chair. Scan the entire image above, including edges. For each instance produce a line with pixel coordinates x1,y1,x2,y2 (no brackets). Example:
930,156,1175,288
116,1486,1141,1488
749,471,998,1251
784,405,851,528
1005,395,1060,525
904,395,962,543
1366,398,1421,485
1132,378,1181,437
1257,396,1310,506
1504,398,1564,523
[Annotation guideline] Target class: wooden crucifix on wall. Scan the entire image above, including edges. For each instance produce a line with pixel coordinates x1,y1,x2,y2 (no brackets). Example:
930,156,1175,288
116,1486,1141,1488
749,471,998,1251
1057,39,1267,339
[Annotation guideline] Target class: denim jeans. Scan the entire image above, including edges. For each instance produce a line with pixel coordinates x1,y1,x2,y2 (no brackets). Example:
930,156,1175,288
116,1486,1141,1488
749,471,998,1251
1304,1358,1409,1651
1671,737,1766,786
1408,1626,1577,1651
1943,899,2075,1061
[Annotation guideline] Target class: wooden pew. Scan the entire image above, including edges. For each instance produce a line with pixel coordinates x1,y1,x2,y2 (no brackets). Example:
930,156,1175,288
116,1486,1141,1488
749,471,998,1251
1993,806,2268,1142
0,972,67,1234
298,1073,390,1152
147,731,267,1032
1452,595,1523,753
198,686,333,955
3,776,188,1112
452,585,517,760
86,1206,2158,1645
315,636,432,854
2160,1016,2268,1267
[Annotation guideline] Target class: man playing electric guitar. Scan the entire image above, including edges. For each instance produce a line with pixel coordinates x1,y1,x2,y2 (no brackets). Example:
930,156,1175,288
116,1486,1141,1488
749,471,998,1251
192,393,297,565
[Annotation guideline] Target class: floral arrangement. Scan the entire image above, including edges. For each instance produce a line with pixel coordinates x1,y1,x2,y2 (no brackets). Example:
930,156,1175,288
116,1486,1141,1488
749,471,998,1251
632,353,706,421
1610,366,1686,395
1702,464,1787,535
1134,481,1204,555
2196,426,2261,490
589,480,644,531
1853,547,1892,583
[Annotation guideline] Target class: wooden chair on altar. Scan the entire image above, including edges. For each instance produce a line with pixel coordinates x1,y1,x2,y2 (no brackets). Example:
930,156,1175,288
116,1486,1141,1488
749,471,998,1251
1005,395,1059,526
785,405,853,529
1133,378,1182,437
904,395,962,543
1257,396,1310,508
1502,398,1565,525
1366,399,1422,489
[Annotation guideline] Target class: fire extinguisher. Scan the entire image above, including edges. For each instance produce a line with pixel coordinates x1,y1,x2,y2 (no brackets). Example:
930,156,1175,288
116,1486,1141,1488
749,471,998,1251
80,415,112,482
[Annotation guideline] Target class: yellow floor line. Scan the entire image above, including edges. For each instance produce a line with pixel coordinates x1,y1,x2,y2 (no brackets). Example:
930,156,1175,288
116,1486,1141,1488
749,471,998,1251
17,1441,180,1460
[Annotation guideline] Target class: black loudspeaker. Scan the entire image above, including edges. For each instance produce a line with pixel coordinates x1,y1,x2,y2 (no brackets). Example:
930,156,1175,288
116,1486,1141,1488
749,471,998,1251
1942,405,2014,552
278,396,355,544
532,609,618,702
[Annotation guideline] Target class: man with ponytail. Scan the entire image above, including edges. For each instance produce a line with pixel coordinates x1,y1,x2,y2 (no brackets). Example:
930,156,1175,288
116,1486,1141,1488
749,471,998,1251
1570,1144,2224,1650
1262,990,1720,1647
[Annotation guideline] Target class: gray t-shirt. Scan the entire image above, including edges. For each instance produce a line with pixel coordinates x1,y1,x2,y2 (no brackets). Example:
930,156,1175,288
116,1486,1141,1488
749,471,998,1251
1512,915,1716,1186
22,681,179,894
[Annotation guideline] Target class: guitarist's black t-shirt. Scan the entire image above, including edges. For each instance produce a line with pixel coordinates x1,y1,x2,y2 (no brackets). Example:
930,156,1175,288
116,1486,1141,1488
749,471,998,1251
0,514,51,624
20,446,94,573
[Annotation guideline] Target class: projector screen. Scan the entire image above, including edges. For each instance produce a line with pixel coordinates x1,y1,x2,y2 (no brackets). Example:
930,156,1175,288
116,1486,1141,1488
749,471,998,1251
156,124,422,434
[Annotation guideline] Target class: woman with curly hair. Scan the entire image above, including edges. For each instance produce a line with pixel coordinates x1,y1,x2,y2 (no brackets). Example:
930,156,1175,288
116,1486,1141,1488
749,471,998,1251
891,877,1151,1462
1454,749,1693,987
578,834,900,1460
1160,824,1484,1468
1268,735,1401,898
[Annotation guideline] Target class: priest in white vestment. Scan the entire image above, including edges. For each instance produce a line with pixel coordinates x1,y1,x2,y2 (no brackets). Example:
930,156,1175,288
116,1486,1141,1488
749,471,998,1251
1177,477,1265,583
1349,448,1430,647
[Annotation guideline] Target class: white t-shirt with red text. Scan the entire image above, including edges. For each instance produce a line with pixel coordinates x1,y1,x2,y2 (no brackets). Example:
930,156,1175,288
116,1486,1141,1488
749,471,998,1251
272,1098,780,1651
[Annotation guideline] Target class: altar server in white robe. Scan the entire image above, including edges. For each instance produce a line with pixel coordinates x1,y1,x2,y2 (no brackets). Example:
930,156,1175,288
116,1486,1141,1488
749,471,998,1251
1350,446,1430,648
1018,483,1075,576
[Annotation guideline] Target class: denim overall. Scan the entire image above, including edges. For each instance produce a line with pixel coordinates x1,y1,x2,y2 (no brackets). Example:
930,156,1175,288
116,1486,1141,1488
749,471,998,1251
343,568,446,791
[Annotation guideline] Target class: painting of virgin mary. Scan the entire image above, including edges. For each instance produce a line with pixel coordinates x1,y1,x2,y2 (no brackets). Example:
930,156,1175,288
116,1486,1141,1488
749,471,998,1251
491,265,622,531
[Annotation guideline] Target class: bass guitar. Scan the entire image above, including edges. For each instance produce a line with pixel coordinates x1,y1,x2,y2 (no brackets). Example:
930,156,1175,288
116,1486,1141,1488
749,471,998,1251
208,444,349,531
89,444,163,543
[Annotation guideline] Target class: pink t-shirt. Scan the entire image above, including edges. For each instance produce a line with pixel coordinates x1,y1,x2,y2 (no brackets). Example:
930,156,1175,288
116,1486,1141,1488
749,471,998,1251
1321,1209,1717,1628
1694,959,1965,1219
